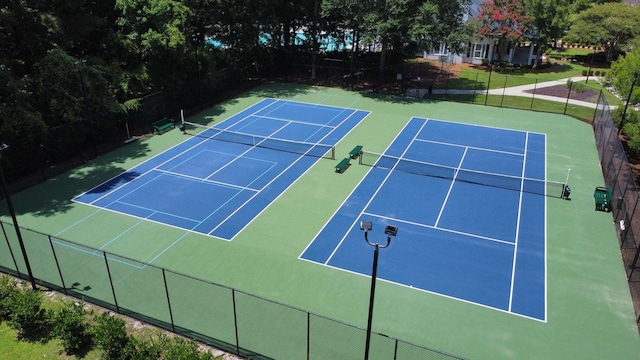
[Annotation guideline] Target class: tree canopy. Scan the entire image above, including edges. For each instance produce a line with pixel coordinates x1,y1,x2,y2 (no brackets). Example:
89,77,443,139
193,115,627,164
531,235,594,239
2,0,640,179
564,2,640,62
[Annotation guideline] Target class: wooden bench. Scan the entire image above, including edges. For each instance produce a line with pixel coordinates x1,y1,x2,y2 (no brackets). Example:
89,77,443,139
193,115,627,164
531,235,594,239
152,117,175,134
349,145,363,159
594,186,611,212
335,158,350,173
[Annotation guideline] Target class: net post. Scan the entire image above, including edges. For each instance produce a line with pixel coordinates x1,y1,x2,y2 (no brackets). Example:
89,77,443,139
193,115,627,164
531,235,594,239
561,168,572,199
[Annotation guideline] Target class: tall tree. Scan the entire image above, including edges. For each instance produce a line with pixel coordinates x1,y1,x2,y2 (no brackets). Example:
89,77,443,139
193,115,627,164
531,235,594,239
474,0,530,63
525,0,570,67
564,3,640,62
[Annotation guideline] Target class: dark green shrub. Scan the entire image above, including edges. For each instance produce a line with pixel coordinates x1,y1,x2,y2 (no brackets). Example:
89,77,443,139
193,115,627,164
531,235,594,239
582,69,588,76
601,71,607,77
161,336,214,360
0,276,19,320
53,301,92,354
124,336,163,360
93,312,130,360
7,288,52,340
595,70,601,76
567,79,587,93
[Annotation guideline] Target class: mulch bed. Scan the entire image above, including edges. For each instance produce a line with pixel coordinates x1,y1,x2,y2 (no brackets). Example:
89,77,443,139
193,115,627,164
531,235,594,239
524,84,601,102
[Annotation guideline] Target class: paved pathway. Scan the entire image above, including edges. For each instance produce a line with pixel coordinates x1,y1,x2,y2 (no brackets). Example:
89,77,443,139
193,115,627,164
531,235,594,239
406,76,608,109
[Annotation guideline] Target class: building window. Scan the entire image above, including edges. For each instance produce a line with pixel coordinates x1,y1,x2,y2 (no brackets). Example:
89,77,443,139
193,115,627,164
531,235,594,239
472,44,486,58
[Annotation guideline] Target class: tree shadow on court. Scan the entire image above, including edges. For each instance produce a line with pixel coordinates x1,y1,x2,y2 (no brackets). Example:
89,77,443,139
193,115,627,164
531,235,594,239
246,82,316,99
9,140,152,217
359,90,443,105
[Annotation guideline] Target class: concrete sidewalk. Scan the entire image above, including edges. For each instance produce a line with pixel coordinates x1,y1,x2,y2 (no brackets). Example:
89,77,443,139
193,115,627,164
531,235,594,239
406,76,607,109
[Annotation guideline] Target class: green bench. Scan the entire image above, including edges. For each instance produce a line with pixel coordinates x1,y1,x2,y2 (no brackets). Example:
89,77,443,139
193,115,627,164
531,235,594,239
335,158,350,173
594,186,612,212
349,145,363,159
152,117,175,134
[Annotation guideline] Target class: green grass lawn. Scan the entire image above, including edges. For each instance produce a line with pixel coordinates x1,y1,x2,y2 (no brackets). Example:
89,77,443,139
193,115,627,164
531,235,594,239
549,47,596,57
429,94,598,122
0,322,101,360
577,79,623,106
440,60,603,91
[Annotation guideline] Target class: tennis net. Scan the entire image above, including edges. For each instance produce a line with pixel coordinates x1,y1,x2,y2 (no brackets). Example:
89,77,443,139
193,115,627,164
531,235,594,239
359,151,568,198
182,121,335,160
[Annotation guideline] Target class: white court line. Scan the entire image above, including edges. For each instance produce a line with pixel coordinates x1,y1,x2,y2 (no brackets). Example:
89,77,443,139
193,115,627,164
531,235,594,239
362,211,516,246
434,147,468,228
212,107,368,238
413,138,524,157
325,119,429,265
72,99,280,203
508,132,529,313
153,168,260,192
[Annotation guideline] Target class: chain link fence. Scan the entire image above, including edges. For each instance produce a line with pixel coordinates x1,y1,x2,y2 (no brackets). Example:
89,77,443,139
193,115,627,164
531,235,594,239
0,222,464,359
592,91,640,323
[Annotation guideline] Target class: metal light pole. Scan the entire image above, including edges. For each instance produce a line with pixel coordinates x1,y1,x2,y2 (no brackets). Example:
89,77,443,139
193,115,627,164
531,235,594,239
360,221,397,360
586,36,601,84
618,70,638,135
0,144,36,290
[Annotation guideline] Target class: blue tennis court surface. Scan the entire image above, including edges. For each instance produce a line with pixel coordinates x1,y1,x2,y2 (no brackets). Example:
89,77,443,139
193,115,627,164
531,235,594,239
74,98,369,240
301,118,547,321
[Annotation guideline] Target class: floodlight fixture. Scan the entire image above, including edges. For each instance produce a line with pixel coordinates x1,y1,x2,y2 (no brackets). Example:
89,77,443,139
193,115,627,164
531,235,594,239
384,225,398,237
360,220,372,232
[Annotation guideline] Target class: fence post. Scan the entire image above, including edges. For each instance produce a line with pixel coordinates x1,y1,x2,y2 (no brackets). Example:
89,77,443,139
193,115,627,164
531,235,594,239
530,79,538,111
232,289,240,356
394,339,399,360
593,90,604,124
47,235,67,294
485,64,493,105
161,269,176,332
103,252,120,312
500,76,508,107
0,221,20,276
564,80,573,114
472,73,479,101
307,312,311,360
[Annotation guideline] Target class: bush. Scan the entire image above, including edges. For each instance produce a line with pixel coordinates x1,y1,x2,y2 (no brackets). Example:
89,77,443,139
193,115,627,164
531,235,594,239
582,69,588,76
6,288,52,340
53,301,93,354
567,79,587,93
93,312,130,360
601,71,607,77
595,70,601,76
124,336,163,360
161,336,215,360
0,275,19,320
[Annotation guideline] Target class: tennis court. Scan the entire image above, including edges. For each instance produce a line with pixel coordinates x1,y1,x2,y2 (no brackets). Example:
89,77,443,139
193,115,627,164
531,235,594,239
302,117,556,321
73,98,369,240
3,84,640,359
